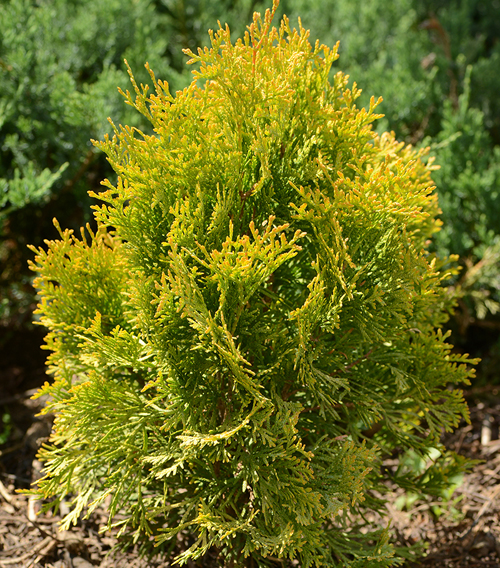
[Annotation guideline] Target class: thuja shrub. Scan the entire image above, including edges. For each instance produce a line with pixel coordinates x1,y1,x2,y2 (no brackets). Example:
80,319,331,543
29,3,475,566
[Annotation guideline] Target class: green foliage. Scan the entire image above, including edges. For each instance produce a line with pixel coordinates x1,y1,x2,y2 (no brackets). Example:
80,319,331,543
0,0,268,222
393,446,469,521
29,5,476,566
3,0,500,363
282,0,439,140
427,66,500,324
277,0,500,364
153,0,269,71
0,0,178,212
0,0,279,332
0,0,180,327
0,411,12,446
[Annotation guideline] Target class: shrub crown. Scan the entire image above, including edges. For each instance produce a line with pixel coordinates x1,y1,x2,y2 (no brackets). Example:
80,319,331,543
30,3,474,566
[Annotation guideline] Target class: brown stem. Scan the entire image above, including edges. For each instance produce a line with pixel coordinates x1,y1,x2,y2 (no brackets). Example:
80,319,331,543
238,183,257,221
214,461,221,479
466,318,500,331
329,347,375,376
60,148,96,196
419,17,458,109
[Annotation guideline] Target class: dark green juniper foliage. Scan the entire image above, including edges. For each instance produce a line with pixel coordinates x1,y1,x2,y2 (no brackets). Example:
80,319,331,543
0,0,178,326
29,3,475,566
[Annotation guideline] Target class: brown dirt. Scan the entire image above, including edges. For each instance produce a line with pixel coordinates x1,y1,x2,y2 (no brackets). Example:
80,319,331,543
395,389,500,568
1,330,500,567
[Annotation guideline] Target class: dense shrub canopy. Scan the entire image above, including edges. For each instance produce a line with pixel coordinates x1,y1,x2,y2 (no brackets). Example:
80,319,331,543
2,0,499,359
30,4,475,567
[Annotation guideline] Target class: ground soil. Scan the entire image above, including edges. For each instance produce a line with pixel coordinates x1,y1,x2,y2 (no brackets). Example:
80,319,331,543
1,328,500,568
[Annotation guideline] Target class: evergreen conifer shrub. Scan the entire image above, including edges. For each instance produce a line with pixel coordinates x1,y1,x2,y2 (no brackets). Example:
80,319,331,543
29,3,475,566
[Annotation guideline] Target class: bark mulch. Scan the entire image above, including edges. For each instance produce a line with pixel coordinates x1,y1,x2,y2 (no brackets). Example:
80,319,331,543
1,351,500,566
395,389,500,568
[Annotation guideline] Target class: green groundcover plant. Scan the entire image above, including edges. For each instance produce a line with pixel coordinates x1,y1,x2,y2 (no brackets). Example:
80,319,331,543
29,3,475,566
